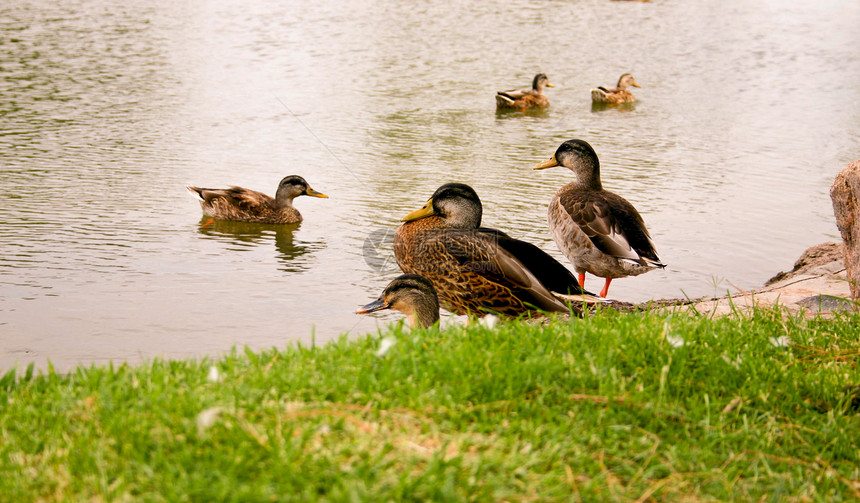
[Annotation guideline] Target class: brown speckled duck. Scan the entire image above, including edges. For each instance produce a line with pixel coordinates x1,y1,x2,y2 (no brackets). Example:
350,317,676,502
356,274,440,329
590,73,640,105
393,183,600,317
186,175,327,224
533,139,665,298
496,73,554,110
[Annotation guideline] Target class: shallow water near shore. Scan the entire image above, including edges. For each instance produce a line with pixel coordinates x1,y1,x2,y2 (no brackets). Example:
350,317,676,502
2,0,859,371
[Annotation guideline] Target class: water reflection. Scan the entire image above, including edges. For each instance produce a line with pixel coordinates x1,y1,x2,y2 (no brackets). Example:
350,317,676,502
590,102,638,114
195,219,324,273
2,0,860,371
494,107,551,120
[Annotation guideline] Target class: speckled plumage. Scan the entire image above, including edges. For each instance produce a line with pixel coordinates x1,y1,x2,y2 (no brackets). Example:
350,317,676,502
186,175,327,224
496,73,554,110
534,139,664,297
590,73,640,104
393,183,599,317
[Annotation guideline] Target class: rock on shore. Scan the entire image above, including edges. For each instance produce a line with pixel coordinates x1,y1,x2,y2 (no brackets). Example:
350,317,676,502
624,242,854,317
831,158,860,301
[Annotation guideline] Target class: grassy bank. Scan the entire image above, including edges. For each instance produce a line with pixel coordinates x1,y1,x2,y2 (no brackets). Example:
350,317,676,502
2,308,860,501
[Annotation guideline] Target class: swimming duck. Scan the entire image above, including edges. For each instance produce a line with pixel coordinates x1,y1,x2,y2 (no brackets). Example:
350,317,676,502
533,139,665,298
393,183,600,317
356,274,440,329
496,73,554,110
186,175,327,224
590,73,640,104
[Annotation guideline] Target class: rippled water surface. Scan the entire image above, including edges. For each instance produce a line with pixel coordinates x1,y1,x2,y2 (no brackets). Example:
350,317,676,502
2,0,859,370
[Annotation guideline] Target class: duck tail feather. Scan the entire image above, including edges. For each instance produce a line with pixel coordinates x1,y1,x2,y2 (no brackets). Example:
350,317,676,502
186,186,205,201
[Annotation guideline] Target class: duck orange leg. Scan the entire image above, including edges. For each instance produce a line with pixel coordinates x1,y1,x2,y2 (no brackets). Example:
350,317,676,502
599,278,613,298
578,273,586,289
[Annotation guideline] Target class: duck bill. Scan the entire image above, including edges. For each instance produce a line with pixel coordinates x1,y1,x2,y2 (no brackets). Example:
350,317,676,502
305,187,329,198
532,155,559,170
546,82,555,88
356,298,389,314
401,199,436,222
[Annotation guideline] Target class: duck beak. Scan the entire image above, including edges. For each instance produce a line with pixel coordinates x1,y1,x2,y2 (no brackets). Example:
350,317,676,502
631,80,641,88
401,199,436,222
305,187,328,198
356,298,389,314
546,82,555,88
533,155,559,170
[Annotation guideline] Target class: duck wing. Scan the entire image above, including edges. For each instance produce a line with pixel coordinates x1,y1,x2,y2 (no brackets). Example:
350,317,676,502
198,186,276,211
497,88,529,100
559,191,663,266
482,229,596,296
430,229,574,313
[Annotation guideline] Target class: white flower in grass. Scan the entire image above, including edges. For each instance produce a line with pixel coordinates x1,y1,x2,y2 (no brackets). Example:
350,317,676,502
439,314,469,329
196,406,224,433
376,336,396,357
721,354,742,369
662,320,684,347
666,335,685,348
769,336,791,348
479,314,499,329
207,366,220,382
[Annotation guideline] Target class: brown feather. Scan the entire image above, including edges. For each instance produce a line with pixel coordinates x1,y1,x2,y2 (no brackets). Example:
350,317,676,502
186,175,326,224
395,216,584,317
496,73,553,110
535,139,664,293
590,74,640,105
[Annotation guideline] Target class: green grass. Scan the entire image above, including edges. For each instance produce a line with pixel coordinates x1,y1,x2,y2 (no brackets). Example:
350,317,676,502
2,308,860,501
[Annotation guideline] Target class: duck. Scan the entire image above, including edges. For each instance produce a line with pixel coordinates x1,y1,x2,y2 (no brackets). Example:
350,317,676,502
496,73,554,110
590,73,640,104
186,175,327,224
393,183,601,318
533,139,665,298
356,274,440,329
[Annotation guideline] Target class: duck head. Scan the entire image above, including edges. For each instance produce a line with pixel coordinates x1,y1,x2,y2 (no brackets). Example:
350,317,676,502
533,139,602,190
356,274,440,329
617,73,640,90
275,175,328,205
401,183,482,229
533,73,555,92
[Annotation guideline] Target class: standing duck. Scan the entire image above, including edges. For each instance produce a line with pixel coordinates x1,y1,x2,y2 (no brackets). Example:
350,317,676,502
356,274,441,329
496,73,555,110
393,183,600,318
533,139,665,297
590,73,640,104
186,175,327,224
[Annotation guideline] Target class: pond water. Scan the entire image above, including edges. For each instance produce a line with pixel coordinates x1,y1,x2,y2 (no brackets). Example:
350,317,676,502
2,0,859,371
